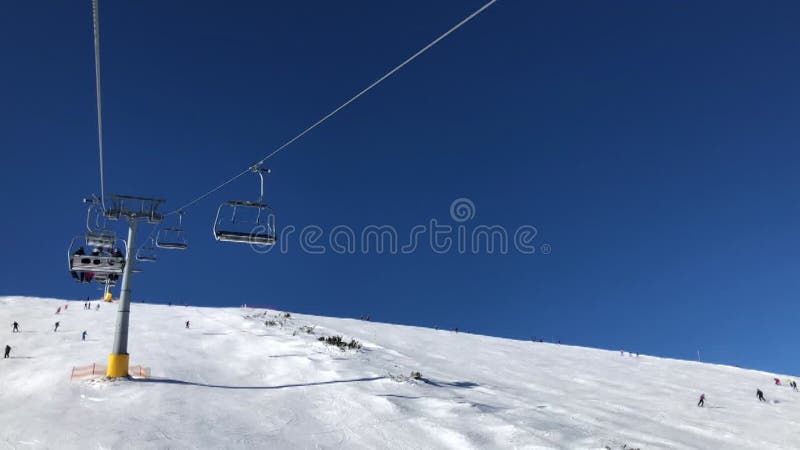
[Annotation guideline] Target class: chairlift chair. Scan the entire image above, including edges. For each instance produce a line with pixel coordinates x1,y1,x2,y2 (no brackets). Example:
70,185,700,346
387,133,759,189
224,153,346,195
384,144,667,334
85,203,116,249
156,213,188,250
68,236,126,275
136,238,158,262
92,272,118,287
213,166,277,245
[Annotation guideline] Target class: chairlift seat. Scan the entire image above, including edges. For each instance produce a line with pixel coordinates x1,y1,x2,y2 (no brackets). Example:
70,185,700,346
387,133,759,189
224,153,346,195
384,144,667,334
214,230,276,245
70,255,125,274
156,242,188,250
213,167,276,246
228,200,268,208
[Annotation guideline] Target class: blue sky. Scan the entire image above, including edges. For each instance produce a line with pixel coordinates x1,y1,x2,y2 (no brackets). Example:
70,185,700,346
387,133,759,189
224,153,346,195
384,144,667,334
1,1,799,375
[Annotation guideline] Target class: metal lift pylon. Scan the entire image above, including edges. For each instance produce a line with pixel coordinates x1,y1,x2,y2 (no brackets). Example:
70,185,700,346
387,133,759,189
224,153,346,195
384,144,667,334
101,195,164,378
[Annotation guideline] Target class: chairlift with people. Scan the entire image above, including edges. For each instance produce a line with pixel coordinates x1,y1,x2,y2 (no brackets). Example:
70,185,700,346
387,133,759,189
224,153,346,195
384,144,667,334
67,237,126,274
67,235,127,285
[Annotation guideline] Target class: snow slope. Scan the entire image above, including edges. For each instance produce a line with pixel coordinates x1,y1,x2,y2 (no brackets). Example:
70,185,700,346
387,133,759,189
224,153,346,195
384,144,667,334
0,296,798,449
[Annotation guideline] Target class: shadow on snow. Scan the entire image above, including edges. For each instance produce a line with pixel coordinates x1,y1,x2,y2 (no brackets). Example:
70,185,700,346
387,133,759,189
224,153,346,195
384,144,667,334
137,376,386,390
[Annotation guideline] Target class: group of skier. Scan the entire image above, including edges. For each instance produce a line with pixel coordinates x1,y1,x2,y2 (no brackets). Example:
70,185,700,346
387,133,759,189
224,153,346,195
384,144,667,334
6,322,21,357
4,301,102,359
698,382,797,407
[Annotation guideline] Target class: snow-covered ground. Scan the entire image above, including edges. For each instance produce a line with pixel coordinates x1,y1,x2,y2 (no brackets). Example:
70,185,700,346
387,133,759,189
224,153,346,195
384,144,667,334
0,296,798,449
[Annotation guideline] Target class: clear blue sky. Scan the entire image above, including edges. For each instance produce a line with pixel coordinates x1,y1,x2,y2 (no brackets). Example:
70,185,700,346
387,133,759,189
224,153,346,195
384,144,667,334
1,1,799,375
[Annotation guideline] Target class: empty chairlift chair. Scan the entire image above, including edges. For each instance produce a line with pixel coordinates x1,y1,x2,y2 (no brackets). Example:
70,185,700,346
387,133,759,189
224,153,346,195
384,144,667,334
135,238,158,262
213,165,276,245
156,213,188,250
85,203,116,249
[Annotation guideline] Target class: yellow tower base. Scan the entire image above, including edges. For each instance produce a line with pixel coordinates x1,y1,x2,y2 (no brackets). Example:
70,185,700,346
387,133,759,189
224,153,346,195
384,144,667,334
106,353,130,378
104,292,114,301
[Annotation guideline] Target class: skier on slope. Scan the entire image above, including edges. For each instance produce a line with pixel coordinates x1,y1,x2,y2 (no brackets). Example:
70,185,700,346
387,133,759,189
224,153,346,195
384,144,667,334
3,345,10,359
53,322,60,332
82,331,87,341
697,393,705,407
185,320,190,329
774,378,781,386
757,389,766,402
12,322,19,333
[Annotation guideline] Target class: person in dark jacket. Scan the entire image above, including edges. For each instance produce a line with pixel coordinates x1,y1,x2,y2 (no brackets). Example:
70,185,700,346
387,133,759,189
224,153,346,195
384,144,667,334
757,389,766,402
4,345,10,358
697,393,705,407
54,321,60,332
12,322,19,333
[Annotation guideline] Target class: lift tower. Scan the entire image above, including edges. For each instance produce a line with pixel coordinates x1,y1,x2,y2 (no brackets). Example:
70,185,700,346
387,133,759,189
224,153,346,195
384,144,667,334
103,195,164,377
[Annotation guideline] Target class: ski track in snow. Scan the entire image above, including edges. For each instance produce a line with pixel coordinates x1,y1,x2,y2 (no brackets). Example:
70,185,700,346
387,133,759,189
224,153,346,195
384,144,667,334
1,296,799,449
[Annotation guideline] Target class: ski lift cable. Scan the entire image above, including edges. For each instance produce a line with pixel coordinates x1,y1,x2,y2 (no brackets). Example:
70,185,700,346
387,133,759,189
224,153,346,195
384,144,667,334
167,0,498,216
91,0,107,211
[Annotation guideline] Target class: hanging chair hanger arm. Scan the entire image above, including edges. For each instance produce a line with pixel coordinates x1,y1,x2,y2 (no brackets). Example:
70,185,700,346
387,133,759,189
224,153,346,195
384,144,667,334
251,165,270,202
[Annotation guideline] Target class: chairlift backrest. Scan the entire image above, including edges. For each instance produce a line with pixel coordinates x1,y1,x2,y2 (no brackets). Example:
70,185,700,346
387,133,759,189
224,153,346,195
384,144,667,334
92,273,118,287
86,231,116,249
70,254,125,274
